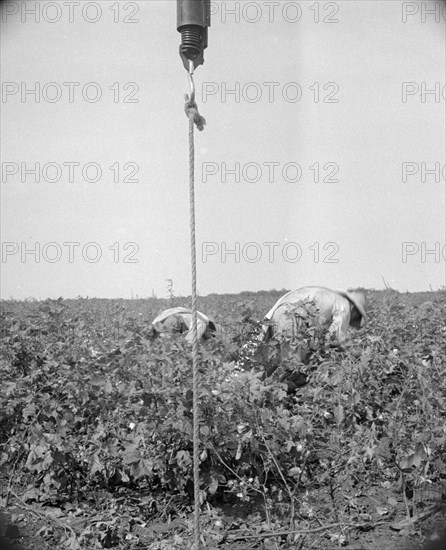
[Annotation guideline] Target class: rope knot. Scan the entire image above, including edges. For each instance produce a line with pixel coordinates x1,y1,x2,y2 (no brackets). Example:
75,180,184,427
184,94,206,131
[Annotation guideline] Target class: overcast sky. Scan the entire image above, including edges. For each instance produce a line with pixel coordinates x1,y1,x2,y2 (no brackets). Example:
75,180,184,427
1,0,445,299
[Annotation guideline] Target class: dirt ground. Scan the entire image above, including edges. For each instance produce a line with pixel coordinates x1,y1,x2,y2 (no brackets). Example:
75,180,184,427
1,499,445,550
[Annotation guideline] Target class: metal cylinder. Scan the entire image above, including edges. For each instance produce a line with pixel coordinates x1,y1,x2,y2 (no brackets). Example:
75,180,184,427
177,0,210,69
177,0,210,29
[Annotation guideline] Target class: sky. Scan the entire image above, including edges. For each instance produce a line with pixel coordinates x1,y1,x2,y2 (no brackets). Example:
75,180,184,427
1,0,445,299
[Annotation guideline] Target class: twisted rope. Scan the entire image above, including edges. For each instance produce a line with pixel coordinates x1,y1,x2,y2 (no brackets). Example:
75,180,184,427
185,94,205,550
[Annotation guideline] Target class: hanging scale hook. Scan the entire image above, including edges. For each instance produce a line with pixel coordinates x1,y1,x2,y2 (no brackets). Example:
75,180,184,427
186,58,196,106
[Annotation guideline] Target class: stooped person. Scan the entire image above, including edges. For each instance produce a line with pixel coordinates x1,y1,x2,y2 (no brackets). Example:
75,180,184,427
257,286,367,389
150,307,223,344
262,286,367,347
